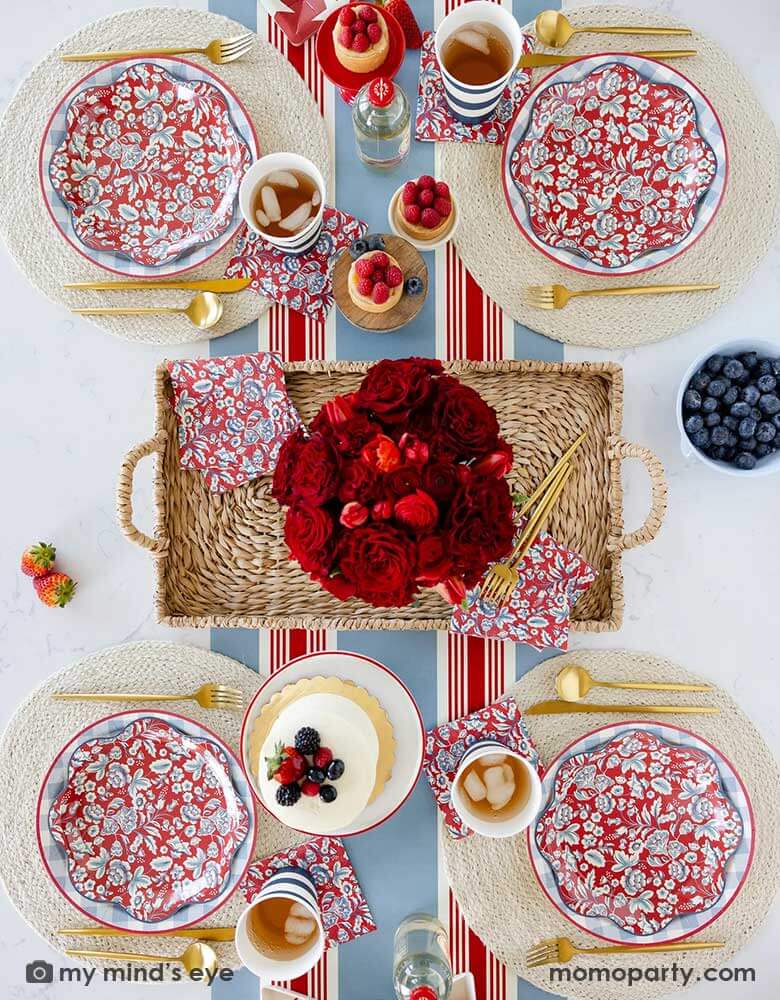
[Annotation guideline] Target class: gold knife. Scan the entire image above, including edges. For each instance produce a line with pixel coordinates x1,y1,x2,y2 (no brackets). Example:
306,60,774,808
59,927,235,942
526,700,719,716
63,277,252,293
520,50,697,67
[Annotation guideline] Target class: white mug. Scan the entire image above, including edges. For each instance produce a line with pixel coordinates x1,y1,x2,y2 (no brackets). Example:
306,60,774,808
239,152,325,254
235,866,325,981
434,2,524,124
450,739,542,838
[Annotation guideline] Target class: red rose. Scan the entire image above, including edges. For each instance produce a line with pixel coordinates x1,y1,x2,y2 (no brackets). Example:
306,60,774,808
338,459,378,504
313,392,356,428
435,575,467,605
399,432,430,466
447,476,515,585
312,408,378,457
394,489,439,534
289,432,340,505
355,357,443,424
338,523,418,606
385,464,421,496
317,572,357,601
472,437,514,478
340,501,369,529
271,427,306,504
416,533,452,585
284,503,334,577
433,375,500,458
362,434,401,472
371,499,393,520
421,461,459,502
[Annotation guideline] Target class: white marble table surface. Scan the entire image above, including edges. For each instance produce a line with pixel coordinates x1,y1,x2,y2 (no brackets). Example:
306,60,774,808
0,1,777,998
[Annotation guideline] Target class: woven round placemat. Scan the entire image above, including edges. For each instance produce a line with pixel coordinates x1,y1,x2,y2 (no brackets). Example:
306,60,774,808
443,649,780,999
0,641,303,972
440,5,780,349
0,8,330,345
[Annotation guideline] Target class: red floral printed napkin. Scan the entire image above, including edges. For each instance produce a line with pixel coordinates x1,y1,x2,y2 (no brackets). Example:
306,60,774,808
168,353,302,493
424,698,543,839
415,31,534,144
450,529,597,649
258,0,338,46
225,208,367,323
240,836,376,947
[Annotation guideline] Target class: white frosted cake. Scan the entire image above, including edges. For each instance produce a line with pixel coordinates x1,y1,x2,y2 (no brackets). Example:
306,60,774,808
259,693,379,833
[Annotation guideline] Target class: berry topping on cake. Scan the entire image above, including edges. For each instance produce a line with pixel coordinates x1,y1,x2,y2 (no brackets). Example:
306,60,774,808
357,277,374,297
276,782,302,807
307,766,327,784
265,741,307,783
339,6,355,25
421,208,441,229
396,177,456,240
360,5,378,23
319,785,338,803
372,281,390,305
418,188,434,208
295,726,321,756
434,181,450,199
353,17,366,33
386,265,403,288
371,251,389,269
434,198,452,218
418,175,435,190
327,759,346,781
355,257,375,279
301,780,320,797
367,22,382,43
352,32,370,52
339,26,353,46
314,747,334,770
404,204,421,225
402,182,418,205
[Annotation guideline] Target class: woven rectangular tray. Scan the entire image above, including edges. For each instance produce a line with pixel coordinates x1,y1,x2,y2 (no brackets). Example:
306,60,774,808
117,361,667,632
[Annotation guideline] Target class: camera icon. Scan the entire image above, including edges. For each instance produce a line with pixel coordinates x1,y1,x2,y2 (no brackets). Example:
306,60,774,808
26,961,54,984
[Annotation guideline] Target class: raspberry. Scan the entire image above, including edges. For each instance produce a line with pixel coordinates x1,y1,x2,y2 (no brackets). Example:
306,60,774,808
351,31,369,52
434,180,450,199
421,208,441,229
418,188,434,208
353,17,366,33
355,257,374,278
338,6,356,25
338,26,353,46
314,747,333,770
404,203,421,225
301,780,320,797
372,268,386,283
360,5,378,22
386,265,403,288
372,251,389,269
418,174,435,190
372,282,390,304
357,277,374,297
433,197,452,218
367,22,381,42
402,182,418,205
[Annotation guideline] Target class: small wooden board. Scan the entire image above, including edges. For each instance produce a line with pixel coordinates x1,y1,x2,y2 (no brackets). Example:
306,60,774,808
333,234,428,332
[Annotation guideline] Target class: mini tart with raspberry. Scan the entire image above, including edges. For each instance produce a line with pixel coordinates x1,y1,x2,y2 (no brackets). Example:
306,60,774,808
394,176,456,243
348,251,404,314
333,4,389,74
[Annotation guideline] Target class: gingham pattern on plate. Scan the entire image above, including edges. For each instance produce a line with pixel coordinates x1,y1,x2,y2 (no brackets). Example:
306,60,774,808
527,721,753,946
39,57,259,279
37,710,256,933
502,54,728,277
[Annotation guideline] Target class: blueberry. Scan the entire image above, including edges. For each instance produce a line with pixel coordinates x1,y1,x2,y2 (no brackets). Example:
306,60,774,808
755,443,773,459
734,452,757,470
723,415,738,430
349,238,369,259
739,352,759,370
684,414,704,434
722,386,739,406
724,447,737,462
756,421,777,443
751,406,763,421
705,354,725,374
738,417,757,438
701,396,719,414
405,276,424,296
691,428,710,449
319,784,337,803
723,359,745,380
707,379,727,398
307,767,326,784
741,437,757,452
771,359,780,376
742,385,760,405
730,401,751,419
366,234,385,251
759,393,780,415
758,359,773,376
710,425,729,446
757,375,777,393
691,371,711,392
709,446,727,461
326,759,345,781
773,413,780,430
726,431,739,448
704,412,721,427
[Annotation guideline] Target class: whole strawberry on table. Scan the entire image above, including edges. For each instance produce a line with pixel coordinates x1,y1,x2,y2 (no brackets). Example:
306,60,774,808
20,542,76,607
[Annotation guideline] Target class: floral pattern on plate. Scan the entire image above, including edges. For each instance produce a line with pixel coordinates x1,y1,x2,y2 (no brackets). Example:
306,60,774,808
48,716,251,922
48,62,252,268
241,836,376,946
534,729,744,937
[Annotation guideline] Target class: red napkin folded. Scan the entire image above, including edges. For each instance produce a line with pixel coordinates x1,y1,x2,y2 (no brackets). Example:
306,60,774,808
258,0,337,46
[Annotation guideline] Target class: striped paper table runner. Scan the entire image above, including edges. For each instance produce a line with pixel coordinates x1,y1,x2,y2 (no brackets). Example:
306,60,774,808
209,2,564,998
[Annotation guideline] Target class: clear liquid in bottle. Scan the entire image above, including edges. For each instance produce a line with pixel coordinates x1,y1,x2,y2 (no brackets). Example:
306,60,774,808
353,76,411,169
393,913,453,1000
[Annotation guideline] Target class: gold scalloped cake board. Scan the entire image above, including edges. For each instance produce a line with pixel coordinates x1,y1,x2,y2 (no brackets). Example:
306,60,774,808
249,676,395,805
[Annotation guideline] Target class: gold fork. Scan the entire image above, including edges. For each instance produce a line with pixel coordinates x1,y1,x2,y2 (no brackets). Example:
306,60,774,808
527,937,724,967
61,34,254,65
51,683,244,711
525,283,720,310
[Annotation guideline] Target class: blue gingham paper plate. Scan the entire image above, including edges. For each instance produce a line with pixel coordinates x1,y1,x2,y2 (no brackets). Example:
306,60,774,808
527,721,754,946
38,57,259,278
501,54,728,277
36,710,256,934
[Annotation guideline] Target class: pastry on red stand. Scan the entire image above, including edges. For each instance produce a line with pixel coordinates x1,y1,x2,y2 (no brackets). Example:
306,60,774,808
333,4,390,73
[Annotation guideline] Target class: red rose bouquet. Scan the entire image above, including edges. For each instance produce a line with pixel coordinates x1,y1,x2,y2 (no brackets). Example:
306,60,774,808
272,358,515,608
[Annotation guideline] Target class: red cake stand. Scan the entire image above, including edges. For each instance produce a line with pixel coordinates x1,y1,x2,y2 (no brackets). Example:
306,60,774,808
316,2,406,104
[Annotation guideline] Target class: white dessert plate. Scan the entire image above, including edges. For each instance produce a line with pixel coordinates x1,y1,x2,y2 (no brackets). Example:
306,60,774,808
240,651,424,836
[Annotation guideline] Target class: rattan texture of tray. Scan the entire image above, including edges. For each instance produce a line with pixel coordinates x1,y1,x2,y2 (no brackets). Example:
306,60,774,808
117,361,668,631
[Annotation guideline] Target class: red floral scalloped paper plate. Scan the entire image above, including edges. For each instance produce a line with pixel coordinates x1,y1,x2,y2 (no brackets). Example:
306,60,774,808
37,711,256,933
502,55,727,276
40,58,259,278
528,722,753,945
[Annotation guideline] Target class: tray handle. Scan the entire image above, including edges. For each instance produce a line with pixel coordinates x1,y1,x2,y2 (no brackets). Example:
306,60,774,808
608,436,668,551
116,431,169,557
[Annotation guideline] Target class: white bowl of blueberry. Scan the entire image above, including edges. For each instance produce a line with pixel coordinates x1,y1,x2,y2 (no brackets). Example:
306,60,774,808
677,340,780,475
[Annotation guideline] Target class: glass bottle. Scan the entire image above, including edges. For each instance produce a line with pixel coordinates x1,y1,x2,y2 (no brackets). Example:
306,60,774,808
393,912,453,1000
353,76,411,169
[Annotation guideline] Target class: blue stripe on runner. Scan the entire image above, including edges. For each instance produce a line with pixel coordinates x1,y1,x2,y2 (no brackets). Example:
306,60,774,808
210,628,260,673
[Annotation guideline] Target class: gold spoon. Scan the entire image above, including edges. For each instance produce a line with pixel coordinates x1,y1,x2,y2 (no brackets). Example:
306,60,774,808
535,10,693,48
556,664,711,703
65,942,217,975
72,291,224,331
